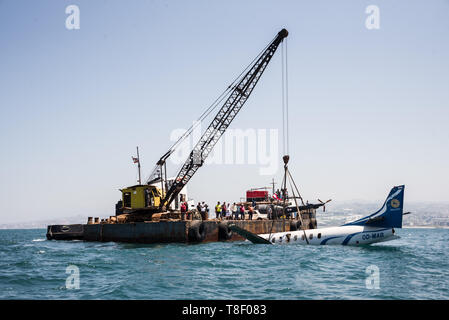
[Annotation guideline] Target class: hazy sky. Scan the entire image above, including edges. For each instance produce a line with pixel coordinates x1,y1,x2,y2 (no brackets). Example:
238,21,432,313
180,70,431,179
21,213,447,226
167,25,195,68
1,0,448,223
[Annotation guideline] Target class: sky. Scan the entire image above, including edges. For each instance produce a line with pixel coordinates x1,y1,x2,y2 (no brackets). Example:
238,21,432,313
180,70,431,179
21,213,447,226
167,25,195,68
0,0,448,223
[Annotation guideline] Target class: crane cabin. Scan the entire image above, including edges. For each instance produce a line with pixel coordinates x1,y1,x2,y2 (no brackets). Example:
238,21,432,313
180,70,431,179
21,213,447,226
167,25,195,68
117,178,192,216
120,185,163,211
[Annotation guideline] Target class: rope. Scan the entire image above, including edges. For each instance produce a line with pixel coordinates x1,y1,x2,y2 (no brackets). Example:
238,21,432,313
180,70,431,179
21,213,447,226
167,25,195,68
281,41,285,156
281,39,290,155
287,169,309,244
285,38,289,155
287,170,305,206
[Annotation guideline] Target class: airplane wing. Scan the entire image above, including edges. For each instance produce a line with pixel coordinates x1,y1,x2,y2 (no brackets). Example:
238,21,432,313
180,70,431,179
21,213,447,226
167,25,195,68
228,224,272,244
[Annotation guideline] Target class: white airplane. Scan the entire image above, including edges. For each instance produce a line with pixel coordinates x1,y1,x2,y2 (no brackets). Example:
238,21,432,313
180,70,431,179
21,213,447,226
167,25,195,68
229,185,406,246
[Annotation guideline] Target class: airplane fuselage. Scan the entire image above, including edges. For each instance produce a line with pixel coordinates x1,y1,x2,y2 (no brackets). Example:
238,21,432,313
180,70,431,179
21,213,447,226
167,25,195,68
256,225,399,245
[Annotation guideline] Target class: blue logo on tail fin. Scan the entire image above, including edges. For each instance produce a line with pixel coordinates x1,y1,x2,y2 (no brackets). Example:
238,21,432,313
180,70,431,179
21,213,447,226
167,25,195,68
343,185,405,228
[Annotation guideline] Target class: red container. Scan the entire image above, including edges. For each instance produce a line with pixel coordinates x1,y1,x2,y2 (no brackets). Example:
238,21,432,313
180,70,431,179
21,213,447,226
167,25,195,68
246,190,268,202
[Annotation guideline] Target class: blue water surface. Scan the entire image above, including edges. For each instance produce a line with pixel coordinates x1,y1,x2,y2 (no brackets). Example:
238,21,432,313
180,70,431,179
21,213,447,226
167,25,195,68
0,228,448,299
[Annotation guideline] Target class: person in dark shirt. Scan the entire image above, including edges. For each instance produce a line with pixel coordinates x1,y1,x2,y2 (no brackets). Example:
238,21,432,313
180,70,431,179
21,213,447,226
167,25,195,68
181,201,187,220
239,204,245,220
221,202,227,219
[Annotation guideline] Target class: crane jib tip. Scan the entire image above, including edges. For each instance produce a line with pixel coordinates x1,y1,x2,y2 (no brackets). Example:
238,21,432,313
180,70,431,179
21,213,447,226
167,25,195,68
278,29,289,38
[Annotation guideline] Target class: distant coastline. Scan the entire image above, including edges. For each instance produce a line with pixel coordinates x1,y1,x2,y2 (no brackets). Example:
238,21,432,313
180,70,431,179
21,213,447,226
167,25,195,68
1,225,449,231
403,225,449,229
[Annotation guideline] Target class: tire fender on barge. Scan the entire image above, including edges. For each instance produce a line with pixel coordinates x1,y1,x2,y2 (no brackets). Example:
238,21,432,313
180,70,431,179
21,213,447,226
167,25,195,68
188,221,207,243
218,222,233,241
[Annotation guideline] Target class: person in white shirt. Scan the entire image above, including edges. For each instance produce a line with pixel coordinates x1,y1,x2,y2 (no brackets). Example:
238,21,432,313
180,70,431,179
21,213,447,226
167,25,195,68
225,203,232,220
231,202,237,220
200,202,207,220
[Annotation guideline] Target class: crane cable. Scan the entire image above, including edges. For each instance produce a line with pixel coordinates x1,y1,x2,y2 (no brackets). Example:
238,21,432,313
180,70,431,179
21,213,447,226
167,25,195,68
285,38,290,155
281,38,290,156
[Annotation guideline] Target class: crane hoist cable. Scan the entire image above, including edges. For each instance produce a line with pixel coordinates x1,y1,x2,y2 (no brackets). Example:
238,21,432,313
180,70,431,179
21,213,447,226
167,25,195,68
281,40,285,156
281,38,290,156
285,38,290,155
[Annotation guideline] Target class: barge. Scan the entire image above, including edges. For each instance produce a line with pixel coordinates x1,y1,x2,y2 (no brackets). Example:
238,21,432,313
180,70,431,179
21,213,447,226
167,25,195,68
46,211,318,244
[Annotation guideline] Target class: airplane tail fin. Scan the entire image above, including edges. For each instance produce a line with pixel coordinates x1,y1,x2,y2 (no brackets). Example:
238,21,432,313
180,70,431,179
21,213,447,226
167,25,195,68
343,185,405,228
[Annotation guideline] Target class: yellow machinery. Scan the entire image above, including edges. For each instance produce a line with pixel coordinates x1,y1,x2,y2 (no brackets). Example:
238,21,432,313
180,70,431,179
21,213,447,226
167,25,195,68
120,185,163,213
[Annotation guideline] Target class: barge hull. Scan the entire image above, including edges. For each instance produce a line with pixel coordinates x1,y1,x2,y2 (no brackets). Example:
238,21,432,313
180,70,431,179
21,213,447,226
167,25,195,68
47,218,317,244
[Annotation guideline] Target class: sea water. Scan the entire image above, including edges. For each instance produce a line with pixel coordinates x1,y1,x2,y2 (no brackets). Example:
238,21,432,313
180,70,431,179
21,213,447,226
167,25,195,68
0,228,448,299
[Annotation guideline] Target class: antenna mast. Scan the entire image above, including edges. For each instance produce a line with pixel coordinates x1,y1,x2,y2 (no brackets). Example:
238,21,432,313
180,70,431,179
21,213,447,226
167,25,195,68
136,146,141,185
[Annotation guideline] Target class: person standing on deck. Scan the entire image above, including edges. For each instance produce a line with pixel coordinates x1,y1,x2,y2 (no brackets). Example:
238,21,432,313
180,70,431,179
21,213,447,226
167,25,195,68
267,205,273,220
180,201,187,220
184,201,191,220
215,201,221,220
200,202,207,220
225,204,231,220
221,202,227,220
231,202,237,220
248,205,254,220
239,204,245,220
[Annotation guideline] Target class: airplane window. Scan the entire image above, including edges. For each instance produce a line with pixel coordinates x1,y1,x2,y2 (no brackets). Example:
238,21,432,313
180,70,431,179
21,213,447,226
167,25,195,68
318,233,321,239
309,234,313,240
271,238,275,243
301,235,305,241
294,235,297,241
